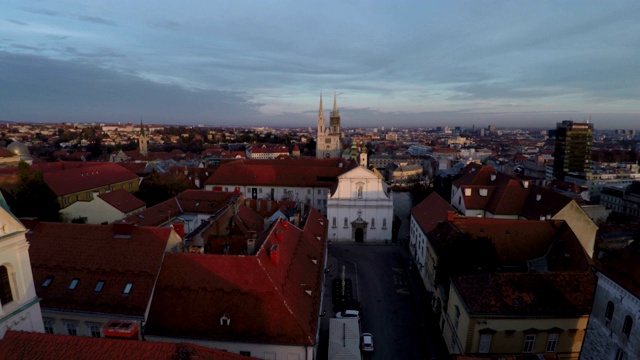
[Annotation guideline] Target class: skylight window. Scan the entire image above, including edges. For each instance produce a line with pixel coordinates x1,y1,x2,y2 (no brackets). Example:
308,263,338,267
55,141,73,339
95,280,105,292
42,276,54,288
123,283,133,295
68,278,79,290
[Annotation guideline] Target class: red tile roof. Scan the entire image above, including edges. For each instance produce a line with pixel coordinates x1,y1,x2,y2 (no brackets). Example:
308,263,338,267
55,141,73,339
411,192,455,234
115,161,147,176
121,190,236,226
98,189,146,213
205,158,345,188
28,223,173,317
0,331,252,360
43,163,138,196
452,163,496,188
0,148,16,157
452,271,595,316
145,208,327,346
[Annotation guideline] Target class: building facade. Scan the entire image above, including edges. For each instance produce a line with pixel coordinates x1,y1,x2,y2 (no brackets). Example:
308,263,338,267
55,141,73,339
327,165,394,242
316,93,343,159
553,120,593,180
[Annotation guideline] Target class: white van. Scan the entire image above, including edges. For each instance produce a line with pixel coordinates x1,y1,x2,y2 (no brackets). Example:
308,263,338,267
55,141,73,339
335,310,360,320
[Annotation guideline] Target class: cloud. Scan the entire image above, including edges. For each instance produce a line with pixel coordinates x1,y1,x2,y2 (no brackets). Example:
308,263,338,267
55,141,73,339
6,19,27,26
0,51,262,125
77,15,116,26
148,20,182,31
21,7,60,17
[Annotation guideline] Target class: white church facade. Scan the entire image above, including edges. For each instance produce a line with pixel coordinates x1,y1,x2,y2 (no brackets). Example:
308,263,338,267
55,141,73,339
327,165,394,243
0,199,44,338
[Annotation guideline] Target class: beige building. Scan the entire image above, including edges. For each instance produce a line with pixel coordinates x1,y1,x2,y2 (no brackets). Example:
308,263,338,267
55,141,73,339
60,189,146,224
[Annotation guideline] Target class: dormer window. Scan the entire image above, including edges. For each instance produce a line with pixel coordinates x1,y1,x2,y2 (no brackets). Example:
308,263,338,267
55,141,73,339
122,283,133,295
464,188,472,196
95,280,105,293
220,314,231,326
68,278,79,290
42,276,54,288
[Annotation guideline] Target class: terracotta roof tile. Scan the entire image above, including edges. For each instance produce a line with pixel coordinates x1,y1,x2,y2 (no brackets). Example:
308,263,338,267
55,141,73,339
28,223,173,316
146,209,327,345
0,331,252,360
411,192,455,234
98,189,146,213
43,163,138,196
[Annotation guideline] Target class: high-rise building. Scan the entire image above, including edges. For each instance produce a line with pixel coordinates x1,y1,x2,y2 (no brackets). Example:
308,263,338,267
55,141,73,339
316,92,343,158
552,120,593,180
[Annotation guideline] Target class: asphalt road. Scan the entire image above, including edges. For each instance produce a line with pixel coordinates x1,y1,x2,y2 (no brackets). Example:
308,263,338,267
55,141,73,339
317,243,448,360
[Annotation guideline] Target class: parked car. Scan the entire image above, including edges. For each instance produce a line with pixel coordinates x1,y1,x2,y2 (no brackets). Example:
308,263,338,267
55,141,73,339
361,332,374,352
335,309,360,320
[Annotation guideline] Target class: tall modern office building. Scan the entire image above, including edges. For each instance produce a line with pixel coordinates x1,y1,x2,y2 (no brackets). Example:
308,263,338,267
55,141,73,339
552,120,593,180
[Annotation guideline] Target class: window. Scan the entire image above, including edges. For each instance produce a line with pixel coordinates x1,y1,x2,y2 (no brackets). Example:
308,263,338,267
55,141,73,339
317,200,321,206
523,334,535,353
605,301,615,325
344,218,348,228
453,305,460,329
332,217,337,228
259,188,263,193
623,316,633,337
43,319,55,334
615,348,625,360
66,322,78,336
357,186,363,199
371,218,375,229
95,280,105,293
318,189,321,195
68,278,79,290
546,333,558,352
42,276,54,288
123,283,133,295
307,189,311,195
479,334,492,353
382,218,387,229
89,324,102,338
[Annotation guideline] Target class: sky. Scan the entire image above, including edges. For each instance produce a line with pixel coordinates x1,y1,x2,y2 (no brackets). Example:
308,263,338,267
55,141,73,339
1,1,640,130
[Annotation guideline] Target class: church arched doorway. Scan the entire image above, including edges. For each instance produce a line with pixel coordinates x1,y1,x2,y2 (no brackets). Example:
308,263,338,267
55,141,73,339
355,228,364,243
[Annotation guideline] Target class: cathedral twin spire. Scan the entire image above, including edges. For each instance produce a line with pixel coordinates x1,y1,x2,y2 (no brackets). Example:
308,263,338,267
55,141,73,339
317,91,340,135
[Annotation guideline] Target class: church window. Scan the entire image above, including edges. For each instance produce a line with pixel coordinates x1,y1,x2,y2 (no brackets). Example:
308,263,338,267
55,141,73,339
371,218,375,229
605,301,614,325
623,316,633,337
332,217,337,228
0,265,14,305
344,218,348,228
357,186,363,199
382,218,387,229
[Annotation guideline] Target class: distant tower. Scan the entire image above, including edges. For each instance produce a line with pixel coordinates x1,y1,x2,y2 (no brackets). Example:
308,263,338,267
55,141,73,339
139,121,148,157
316,92,343,158
359,143,368,167
552,120,593,180
0,195,45,338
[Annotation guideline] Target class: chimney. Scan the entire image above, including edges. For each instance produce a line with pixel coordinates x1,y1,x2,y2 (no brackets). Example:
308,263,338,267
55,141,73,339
247,231,257,254
270,244,280,266
275,230,284,242
293,213,300,226
245,199,250,207
447,211,455,221
171,222,185,238
113,222,135,237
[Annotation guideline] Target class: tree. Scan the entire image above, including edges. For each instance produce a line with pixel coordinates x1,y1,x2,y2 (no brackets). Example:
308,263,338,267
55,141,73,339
135,171,195,207
11,162,60,221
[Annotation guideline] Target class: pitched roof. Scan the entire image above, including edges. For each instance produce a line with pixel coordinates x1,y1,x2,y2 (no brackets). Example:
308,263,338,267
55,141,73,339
0,331,252,360
121,190,235,226
452,163,496,187
452,271,595,316
98,189,146,213
411,192,455,234
0,148,16,158
145,208,327,345
205,158,344,188
596,244,640,299
43,163,138,196
28,223,173,316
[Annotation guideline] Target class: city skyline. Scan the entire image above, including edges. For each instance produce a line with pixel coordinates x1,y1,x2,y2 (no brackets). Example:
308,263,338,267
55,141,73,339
2,1,640,129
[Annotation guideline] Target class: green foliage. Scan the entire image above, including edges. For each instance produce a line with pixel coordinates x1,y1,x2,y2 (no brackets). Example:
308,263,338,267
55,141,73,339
11,162,60,221
134,171,193,207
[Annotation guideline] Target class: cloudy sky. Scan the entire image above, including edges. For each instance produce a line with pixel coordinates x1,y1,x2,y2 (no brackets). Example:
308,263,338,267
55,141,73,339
1,1,639,129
